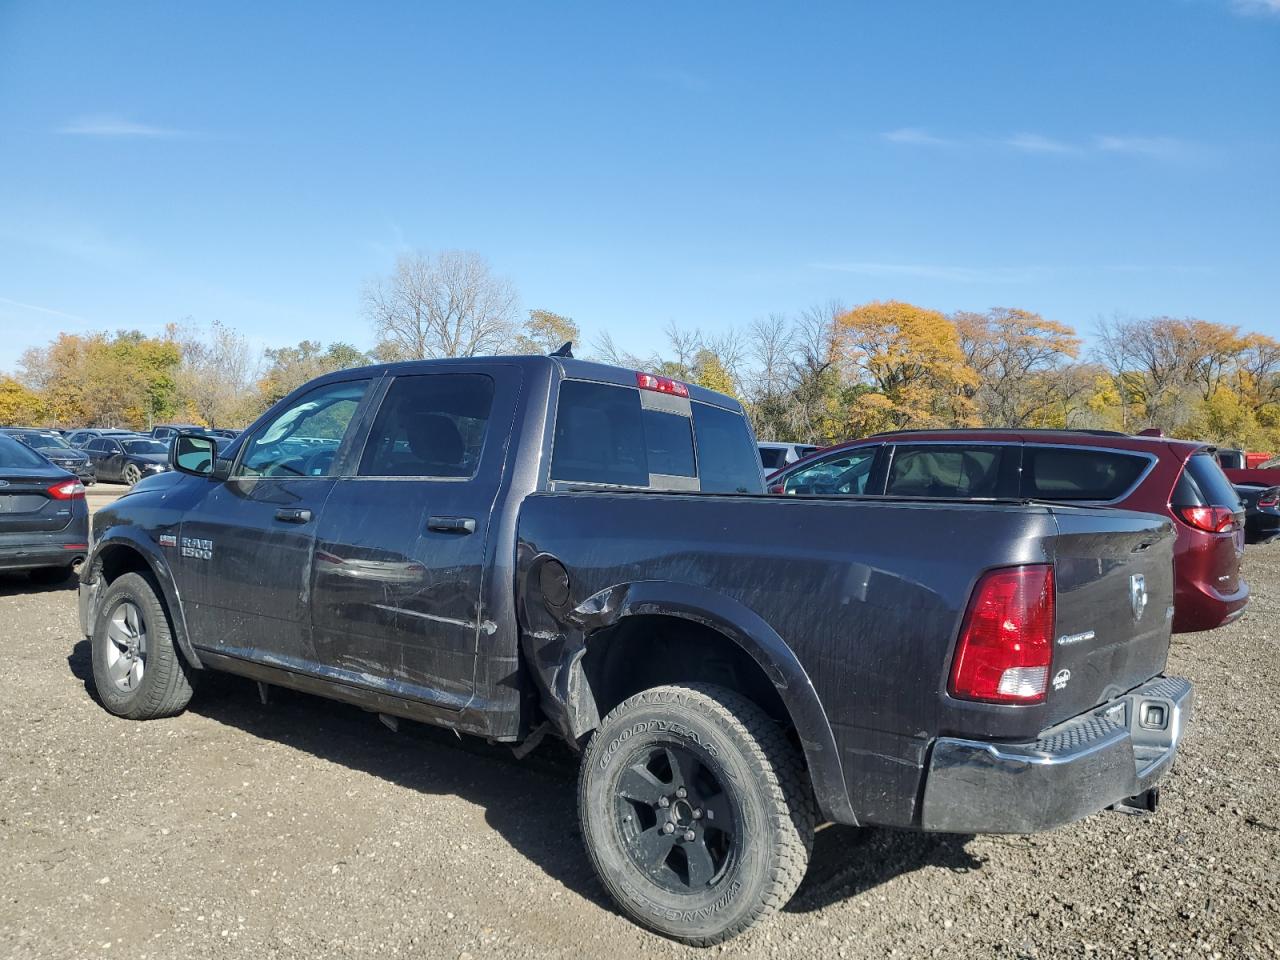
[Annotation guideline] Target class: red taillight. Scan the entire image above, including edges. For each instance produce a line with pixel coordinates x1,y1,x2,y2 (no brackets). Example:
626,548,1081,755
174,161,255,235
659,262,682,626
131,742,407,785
636,372,690,398
1176,505,1235,533
949,565,1055,704
47,479,85,501
1258,490,1278,509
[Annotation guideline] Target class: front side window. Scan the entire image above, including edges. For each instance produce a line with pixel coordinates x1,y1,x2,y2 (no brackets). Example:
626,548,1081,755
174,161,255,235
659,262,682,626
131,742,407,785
1021,446,1150,501
783,447,877,496
886,445,1005,498
237,379,370,478
358,374,494,478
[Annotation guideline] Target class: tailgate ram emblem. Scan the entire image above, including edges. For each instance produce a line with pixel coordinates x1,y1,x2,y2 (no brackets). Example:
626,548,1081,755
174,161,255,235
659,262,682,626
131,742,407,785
1130,574,1148,622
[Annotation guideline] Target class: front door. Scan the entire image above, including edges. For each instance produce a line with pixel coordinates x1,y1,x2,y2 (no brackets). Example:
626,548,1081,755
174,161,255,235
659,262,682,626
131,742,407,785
176,377,375,665
309,368,516,710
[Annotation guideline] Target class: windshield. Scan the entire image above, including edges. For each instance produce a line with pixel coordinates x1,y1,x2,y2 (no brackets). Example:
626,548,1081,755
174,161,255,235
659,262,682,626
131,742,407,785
28,432,72,449
121,439,169,455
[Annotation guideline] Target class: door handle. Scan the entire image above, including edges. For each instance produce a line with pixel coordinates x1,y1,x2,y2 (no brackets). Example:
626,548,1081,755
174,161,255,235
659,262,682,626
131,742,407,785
427,516,476,534
274,508,313,523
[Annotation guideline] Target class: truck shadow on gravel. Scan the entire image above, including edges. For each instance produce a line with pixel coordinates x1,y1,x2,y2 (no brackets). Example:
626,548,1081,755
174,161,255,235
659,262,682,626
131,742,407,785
0,571,78,596
68,638,982,917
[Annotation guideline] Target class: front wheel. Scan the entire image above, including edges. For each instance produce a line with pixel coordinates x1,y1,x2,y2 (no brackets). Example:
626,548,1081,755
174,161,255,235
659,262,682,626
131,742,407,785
90,572,194,719
123,464,142,486
579,683,815,945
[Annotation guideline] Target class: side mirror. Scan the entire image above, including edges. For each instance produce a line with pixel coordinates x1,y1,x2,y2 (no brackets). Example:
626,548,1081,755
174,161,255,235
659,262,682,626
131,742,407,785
173,433,228,479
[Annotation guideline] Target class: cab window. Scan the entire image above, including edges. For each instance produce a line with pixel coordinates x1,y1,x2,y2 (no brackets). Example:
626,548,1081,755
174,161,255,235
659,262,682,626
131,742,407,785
358,374,494,478
236,379,370,478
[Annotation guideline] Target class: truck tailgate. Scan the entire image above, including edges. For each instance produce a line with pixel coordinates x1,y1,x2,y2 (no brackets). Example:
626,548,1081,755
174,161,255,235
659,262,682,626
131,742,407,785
1045,506,1176,725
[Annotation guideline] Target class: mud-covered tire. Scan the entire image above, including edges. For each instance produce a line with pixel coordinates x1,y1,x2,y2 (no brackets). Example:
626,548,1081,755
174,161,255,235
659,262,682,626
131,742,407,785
90,572,193,720
579,683,815,945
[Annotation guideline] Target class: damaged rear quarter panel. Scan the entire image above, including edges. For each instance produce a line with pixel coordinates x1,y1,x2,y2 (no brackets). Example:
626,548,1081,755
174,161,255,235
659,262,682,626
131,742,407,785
515,490,1063,827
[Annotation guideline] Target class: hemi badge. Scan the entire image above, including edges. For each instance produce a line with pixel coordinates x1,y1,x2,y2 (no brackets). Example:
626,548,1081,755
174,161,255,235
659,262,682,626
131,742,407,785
1057,630,1096,647
158,534,178,548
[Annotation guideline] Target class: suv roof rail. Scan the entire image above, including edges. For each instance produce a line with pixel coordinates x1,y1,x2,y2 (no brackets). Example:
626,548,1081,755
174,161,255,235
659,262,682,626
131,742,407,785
863,427,1133,440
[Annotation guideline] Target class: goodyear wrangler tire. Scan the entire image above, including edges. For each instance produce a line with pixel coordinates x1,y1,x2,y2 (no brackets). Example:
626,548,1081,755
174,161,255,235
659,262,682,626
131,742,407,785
90,572,194,720
579,683,815,945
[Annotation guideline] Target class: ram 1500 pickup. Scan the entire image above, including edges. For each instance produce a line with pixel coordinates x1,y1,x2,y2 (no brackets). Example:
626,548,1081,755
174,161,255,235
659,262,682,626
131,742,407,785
80,353,1192,945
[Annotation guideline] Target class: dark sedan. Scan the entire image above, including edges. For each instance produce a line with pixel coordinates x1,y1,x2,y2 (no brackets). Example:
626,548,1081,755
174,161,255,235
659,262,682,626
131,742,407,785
83,436,171,486
0,434,89,584
1,428,97,484
1235,484,1280,544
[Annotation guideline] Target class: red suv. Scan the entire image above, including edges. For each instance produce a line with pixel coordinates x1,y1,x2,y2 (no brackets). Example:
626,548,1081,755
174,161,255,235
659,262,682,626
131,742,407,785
768,429,1248,633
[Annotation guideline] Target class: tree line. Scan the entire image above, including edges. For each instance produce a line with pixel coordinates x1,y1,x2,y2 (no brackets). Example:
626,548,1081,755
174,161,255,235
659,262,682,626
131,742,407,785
2,249,1277,452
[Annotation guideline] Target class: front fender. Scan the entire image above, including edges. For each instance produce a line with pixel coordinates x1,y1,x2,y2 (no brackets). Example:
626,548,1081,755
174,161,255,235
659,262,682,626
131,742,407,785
520,574,856,825
80,528,201,669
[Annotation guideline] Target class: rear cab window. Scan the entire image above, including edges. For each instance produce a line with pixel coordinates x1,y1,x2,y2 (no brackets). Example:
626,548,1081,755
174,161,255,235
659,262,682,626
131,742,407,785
549,379,763,493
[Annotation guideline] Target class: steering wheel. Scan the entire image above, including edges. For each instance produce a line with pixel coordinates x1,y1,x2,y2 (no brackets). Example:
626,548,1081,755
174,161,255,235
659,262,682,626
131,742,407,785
302,448,336,476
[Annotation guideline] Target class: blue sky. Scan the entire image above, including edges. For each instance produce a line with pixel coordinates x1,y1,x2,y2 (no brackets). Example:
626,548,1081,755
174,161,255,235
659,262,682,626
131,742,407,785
1,1,1277,372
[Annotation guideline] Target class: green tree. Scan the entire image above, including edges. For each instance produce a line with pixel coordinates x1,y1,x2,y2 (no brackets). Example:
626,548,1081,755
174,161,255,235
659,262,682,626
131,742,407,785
516,309,580,355
0,377,47,425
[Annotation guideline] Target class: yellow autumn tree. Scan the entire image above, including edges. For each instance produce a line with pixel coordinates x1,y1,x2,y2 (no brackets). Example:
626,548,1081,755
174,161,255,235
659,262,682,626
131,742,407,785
829,300,977,434
0,377,47,426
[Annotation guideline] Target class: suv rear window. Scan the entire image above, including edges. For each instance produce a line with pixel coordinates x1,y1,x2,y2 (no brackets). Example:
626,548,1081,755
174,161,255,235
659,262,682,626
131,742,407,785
1021,446,1150,501
1176,452,1240,508
759,447,787,471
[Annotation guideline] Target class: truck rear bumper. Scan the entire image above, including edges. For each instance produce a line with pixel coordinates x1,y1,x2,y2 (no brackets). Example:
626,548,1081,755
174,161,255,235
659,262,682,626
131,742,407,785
920,675,1192,834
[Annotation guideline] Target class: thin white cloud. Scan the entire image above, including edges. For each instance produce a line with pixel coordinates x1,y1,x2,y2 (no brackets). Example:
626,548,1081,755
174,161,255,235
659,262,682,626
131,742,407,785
811,262,1043,284
1003,132,1078,154
884,127,1199,162
0,296,90,324
58,114,187,138
881,127,952,147
1094,135,1196,160
1231,0,1280,16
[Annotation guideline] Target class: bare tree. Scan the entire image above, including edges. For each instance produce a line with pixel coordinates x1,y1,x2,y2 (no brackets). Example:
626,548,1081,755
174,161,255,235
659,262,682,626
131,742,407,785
174,319,258,427
363,251,519,359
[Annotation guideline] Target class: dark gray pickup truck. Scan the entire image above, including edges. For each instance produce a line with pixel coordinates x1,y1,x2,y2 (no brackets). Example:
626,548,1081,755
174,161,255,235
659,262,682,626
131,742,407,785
80,354,1192,944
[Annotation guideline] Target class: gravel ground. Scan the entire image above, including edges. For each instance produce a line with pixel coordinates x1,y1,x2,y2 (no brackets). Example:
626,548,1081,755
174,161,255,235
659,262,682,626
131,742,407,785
1,502,1277,959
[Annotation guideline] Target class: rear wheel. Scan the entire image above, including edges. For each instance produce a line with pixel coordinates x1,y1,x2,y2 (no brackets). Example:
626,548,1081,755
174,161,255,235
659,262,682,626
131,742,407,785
90,572,193,719
579,683,815,945
123,464,142,486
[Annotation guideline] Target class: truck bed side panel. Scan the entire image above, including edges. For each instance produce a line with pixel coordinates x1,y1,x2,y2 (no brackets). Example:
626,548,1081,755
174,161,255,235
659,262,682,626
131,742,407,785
517,493,1074,828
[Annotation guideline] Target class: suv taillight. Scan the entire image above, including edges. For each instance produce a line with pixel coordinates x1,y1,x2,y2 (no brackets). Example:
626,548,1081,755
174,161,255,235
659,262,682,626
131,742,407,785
949,565,1055,704
47,479,85,501
1258,490,1278,509
1176,505,1235,533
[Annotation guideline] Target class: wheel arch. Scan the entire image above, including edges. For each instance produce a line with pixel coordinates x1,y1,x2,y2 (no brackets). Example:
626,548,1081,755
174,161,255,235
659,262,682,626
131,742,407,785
524,578,855,825
84,532,201,669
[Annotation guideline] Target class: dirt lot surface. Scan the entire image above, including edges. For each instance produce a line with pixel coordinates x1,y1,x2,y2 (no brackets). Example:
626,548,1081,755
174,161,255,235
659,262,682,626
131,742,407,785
2,498,1277,959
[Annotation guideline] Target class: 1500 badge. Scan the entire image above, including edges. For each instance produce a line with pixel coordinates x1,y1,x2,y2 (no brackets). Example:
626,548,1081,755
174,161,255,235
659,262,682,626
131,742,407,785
180,537,214,561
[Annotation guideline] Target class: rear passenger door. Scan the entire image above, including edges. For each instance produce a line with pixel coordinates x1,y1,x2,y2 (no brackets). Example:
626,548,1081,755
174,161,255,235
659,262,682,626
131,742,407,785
308,367,517,710
884,443,1018,498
